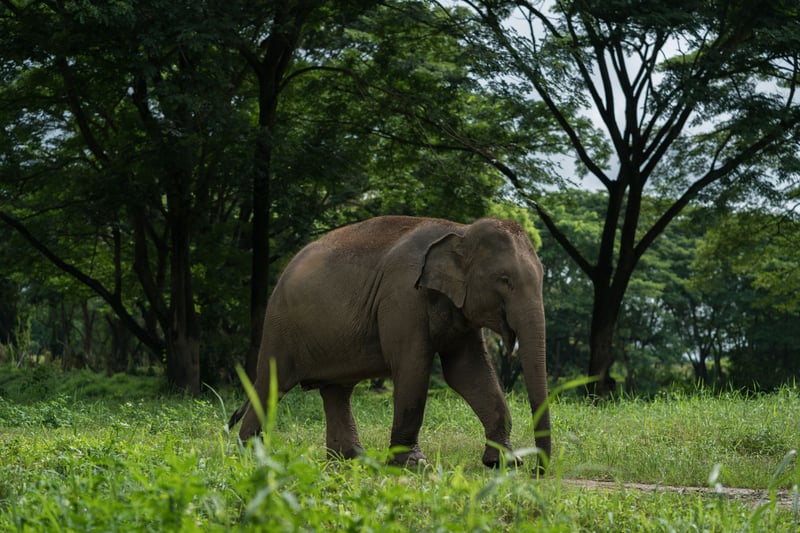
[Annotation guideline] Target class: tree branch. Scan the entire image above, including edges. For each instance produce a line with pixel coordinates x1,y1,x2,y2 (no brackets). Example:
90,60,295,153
479,4,613,188
0,210,164,354
55,56,110,164
636,113,800,259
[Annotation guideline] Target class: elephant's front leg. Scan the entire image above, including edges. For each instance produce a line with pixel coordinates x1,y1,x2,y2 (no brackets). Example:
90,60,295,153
387,358,434,467
319,384,364,460
440,332,516,468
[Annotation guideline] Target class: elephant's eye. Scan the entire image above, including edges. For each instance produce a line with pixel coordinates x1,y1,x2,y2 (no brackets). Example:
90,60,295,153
498,275,513,289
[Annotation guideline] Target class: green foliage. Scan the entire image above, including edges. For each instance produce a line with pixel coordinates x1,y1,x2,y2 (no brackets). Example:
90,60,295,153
318,1,510,223
2,0,800,404
0,365,168,403
0,370,798,531
536,191,601,380
534,190,800,394
0,0,515,387
442,0,800,395
690,209,800,390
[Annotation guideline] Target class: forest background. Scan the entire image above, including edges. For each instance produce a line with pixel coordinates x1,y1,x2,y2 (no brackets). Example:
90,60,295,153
1,0,800,397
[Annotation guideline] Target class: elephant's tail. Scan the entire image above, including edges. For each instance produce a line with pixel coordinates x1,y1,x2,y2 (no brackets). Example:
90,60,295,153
226,401,249,432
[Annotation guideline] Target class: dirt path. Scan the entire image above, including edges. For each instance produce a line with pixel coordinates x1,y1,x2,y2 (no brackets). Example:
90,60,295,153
562,479,799,509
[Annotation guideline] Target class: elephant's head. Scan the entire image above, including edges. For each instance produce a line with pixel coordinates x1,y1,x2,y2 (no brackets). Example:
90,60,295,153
416,218,551,468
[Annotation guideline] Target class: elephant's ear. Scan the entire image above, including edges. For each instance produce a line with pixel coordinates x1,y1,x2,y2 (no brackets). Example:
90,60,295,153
415,233,466,308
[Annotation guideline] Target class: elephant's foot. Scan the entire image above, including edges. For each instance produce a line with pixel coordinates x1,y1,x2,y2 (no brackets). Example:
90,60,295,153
237,408,263,442
482,444,523,468
326,445,365,461
388,444,429,467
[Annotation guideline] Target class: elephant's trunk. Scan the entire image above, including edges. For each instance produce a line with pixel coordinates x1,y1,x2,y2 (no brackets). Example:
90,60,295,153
510,301,551,472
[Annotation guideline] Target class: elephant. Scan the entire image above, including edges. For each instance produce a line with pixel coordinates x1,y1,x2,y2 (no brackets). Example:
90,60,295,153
228,215,551,470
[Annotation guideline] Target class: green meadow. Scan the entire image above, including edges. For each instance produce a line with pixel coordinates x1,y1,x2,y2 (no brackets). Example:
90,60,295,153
0,366,798,532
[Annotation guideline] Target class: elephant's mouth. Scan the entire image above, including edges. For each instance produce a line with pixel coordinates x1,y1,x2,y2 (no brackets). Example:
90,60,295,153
500,318,517,359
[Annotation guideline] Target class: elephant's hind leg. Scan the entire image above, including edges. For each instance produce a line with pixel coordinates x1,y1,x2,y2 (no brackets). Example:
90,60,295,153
320,384,364,460
237,361,295,441
238,403,262,441
238,388,291,441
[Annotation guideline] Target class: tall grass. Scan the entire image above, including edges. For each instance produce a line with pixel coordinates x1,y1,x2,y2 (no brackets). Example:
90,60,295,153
0,367,798,531
551,388,800,488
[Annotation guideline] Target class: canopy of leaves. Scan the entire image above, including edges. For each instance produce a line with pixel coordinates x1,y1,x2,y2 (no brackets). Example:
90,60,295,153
0,0,519,380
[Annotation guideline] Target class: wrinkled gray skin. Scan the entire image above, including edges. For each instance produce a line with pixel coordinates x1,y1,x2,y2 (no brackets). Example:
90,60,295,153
229,216,551,469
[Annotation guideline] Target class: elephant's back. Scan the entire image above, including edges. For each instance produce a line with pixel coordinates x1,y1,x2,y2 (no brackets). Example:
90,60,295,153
274,215,469,301
268,215,463,320
318,216,460,258
265,217,447,365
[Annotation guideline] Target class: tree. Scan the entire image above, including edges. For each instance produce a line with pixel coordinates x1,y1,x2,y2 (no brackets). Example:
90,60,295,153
0,276,18,348
239,0,520,378
656,211,733,387
535,191,597,380
239,0,325,381
0,0,261,392
0,0,512,389
442,0,800,393
691,208,800,389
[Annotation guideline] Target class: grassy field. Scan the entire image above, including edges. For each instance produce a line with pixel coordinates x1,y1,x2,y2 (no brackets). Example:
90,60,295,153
0,366,798,531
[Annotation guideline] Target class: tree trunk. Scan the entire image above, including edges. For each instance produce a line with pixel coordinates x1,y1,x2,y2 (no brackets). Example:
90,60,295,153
242,1,319,382
59,301,81,371
588,320,616,396
712,343,725,386
105,315,131,374
165,184,201,395
692,353,710,386
165,319,200,395
80,300,94,369
246,130,271,381
587,287,620,396
498,349,522,393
